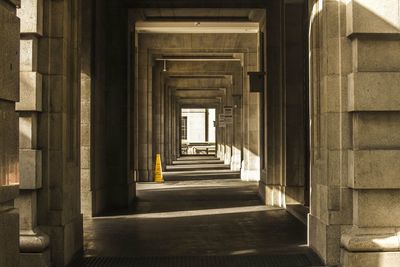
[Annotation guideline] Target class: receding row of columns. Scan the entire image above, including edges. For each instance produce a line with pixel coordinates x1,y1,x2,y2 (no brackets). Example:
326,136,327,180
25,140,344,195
132,30,262,182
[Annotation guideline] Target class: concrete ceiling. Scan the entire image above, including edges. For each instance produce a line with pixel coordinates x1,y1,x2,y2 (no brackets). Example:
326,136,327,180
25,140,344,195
122,0,275,9
174,88,226,98
136,21,259,34
131,8,265,22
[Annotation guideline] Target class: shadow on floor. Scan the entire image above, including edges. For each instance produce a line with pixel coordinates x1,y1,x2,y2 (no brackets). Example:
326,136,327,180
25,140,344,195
78,180,324,266
69,254,318,267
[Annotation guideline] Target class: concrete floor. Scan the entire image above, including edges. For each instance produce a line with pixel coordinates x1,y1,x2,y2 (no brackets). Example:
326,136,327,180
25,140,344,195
83,179,319,262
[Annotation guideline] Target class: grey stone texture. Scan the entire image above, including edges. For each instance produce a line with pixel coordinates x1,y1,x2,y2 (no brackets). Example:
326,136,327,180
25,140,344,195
0,1,20,267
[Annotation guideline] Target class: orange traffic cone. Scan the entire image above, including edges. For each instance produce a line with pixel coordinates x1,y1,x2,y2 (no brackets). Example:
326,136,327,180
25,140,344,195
154,154,164,183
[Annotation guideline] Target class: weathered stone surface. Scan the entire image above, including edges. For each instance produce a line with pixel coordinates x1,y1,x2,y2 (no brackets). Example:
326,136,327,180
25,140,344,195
17,0,43,35
352,38,400,72
349,72,400,111
81,146,90,169
349,150,400,189
16,72,42,111
346,0,400,36
20,249,51,267
20,229,50,253
0,101,19,186
342,228,400,252
0,209,19,267
15,191,37,229
309,214,341,266
353,112,400,149
354,190,400,227
0,3,20,102
20,38,38,72
43,215,83,267
342,250,400,267
19,113,38,149
19,149,42,189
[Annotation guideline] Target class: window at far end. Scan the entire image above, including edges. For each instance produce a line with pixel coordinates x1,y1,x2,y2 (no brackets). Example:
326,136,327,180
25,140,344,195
181,116,187,140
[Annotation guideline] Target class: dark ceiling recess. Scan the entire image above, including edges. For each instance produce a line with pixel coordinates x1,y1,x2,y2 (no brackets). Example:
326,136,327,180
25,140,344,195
145,16,251,22
120,0,272,8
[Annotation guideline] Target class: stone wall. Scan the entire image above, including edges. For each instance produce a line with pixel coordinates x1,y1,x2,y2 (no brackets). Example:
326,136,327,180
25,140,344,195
342,0,400,266
0,1,20,266
23,0,83,265
81,0,135,215
80,0,93,217
308,0,352,265
308,0,400,266
259,0,308,208
16,0,51,265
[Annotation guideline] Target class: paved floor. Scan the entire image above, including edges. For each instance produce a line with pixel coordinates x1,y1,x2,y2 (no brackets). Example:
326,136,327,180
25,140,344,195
71,255,316,267
81,179,321,266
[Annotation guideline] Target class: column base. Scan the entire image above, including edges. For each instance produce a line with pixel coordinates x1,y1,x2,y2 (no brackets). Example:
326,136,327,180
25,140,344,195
20,229,50,253
258,182,284,206
20,249,51,267
342,250,400,267
341,227,400,266
42,214,83,267
240,168,260,181
137,170,150,182
0,208,19,267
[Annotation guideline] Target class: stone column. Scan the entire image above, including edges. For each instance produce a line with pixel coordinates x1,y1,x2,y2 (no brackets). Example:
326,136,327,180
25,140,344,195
80,0,93,216
223,84,232,164
284,2,307,205
241,47,261,181
15,0,51,265
340,0,400,266
231,93,242,171
0,1,20,266
217,103,225,159
152,62,163,176
173,99,179,158
36,0,83,265
308,0,352,265
231,68,243,171
137,48,150,181
164,83,172,164
260,0,285,206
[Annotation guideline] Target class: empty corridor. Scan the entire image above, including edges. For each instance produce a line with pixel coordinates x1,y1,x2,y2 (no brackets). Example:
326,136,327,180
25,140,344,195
71,178,323,266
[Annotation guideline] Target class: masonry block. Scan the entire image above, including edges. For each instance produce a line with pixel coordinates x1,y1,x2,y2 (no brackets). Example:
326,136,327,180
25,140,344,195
19,113,38,149
349,72,400,111
353,112,400,149
309,214,341,266
20,249,51,267
38,37,64,75
0,3,20,102
342,250,400,267
44,0,63,37
346,0,400,36
349,150,400,189
352,38,400,72
19,149,42,189
81,123,90,147
15,191,37,229
0,209,19,267
354,190,400,227
16,72,42,111
20,38,39,72
81,146,90,169
17,0,43,35
0,101,19,186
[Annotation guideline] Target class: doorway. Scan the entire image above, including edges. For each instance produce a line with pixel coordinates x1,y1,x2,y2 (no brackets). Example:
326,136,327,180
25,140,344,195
180,108,216,156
